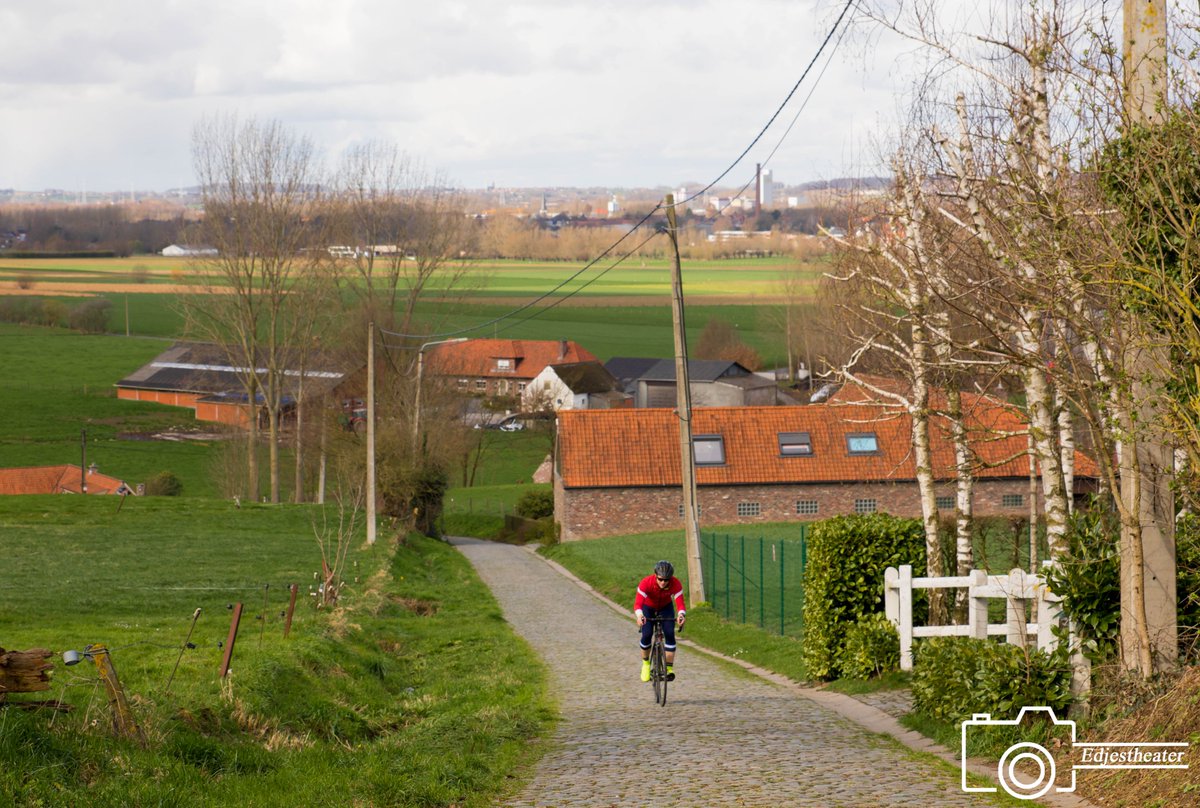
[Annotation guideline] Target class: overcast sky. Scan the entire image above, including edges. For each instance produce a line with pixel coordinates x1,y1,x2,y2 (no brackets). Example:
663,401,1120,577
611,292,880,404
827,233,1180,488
0,0,917,193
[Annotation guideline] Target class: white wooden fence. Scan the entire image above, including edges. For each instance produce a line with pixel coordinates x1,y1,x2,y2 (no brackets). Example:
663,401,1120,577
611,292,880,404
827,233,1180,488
883,564,1064,671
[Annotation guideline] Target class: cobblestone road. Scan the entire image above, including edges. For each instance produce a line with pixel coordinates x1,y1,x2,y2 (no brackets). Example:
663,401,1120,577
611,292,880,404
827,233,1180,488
452,538,1010,808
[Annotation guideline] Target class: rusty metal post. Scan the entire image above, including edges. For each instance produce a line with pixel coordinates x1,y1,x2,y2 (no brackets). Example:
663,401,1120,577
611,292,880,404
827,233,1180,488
87,644,144,744
219,603,243,678
283,584,298,637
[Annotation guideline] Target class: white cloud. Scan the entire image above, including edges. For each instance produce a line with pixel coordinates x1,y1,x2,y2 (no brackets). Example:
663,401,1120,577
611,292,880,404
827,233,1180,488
0,0,911,191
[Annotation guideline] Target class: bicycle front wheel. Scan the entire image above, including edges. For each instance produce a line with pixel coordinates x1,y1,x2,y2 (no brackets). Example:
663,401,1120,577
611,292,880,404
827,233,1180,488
650,636,666,705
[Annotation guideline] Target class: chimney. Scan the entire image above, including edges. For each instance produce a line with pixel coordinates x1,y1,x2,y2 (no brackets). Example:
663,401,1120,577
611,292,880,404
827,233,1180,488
558,339,568,361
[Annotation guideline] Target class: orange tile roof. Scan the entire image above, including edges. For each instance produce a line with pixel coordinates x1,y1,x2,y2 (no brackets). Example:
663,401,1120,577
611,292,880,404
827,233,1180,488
557,403,1098,488
0,466,134,495
426,339,597,380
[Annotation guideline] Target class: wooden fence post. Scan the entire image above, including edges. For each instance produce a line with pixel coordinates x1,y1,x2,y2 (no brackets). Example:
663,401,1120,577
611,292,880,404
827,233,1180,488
967,570,989,639
898,565,913,670
88,644,145,745
1006,568,1030,647
884,566,899,625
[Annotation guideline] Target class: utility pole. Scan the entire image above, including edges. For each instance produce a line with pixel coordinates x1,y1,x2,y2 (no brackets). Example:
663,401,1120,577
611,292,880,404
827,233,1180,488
1120,0,1176,674
366,322,377,545
413,337,468,456
80,428,87,494
664,194,705,605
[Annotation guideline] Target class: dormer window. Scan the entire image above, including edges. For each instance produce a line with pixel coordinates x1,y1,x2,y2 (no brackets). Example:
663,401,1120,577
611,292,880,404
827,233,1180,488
494,358,514,372
847,432,879,455
778,431,812,457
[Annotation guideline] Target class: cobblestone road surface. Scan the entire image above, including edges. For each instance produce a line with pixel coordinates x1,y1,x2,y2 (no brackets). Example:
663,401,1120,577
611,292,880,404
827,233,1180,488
452,538,1010,808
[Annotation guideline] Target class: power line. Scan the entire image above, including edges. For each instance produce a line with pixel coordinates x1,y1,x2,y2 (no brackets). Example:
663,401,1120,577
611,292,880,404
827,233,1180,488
323,0,860,344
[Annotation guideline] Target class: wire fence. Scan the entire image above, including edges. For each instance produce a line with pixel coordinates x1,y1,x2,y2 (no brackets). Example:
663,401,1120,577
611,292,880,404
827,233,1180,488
700,528,809,638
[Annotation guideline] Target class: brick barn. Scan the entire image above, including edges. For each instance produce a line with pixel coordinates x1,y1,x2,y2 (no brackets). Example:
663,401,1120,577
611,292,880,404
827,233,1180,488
116,342,362,429
553,397,1098,541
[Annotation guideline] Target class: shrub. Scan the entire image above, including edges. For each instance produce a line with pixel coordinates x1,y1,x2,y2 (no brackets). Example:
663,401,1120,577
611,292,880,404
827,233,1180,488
514,488,554,520
41,299,68,327
911,636,990,723
1044,503,1120,663
143,471,183,496
911,636,1072,723
67,298,112,333
1177,513,1200,658
801,513,925,680
974,643,1072,718
837,613,900,679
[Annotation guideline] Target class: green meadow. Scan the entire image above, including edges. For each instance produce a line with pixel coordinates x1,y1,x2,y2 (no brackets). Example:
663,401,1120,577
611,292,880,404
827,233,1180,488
0,255,834,806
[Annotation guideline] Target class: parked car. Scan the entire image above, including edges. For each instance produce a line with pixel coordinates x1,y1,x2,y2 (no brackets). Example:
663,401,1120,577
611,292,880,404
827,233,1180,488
499,421,525,432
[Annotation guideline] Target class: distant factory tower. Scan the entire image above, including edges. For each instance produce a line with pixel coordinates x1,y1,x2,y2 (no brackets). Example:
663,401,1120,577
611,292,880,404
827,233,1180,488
755,164,774,209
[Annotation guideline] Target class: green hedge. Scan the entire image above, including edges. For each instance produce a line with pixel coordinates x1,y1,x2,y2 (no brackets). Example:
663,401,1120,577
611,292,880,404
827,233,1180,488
911,636,1072,723
801,513,925,680
837,613,900,679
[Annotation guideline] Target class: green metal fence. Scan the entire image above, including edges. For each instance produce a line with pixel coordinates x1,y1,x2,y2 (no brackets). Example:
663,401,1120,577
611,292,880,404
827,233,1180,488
699,528,808,637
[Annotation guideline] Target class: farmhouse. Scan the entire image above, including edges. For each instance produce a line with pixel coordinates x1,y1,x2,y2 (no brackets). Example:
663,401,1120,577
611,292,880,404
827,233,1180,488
553,398,1099,541
523,361,629,411
425,338,597,400
116,342,362,428
0,465,136,496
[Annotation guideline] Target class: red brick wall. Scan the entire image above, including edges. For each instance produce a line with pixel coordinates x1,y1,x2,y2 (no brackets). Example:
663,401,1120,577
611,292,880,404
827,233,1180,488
118,388,251,427
554,477,1041,541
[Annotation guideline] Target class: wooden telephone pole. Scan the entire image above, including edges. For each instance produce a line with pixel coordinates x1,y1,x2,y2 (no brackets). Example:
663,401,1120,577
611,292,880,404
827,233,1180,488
664,195,705,605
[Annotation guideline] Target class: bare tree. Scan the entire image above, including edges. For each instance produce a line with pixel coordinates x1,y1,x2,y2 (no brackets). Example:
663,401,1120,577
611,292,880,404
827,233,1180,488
183,115,326,503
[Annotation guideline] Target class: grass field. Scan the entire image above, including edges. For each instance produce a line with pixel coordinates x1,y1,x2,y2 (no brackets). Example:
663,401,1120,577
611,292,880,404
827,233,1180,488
0,497,552,806
0,254,829,365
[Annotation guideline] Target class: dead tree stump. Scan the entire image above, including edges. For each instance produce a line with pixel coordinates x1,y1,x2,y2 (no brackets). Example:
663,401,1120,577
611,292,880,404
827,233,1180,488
0,647,54,696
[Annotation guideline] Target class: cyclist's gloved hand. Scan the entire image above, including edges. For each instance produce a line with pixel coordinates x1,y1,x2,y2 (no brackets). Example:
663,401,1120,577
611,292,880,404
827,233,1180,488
677,613,686,628
635,611,646,627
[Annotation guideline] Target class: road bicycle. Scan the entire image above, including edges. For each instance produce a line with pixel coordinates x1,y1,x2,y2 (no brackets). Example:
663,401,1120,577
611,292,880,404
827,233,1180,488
645,616,679,706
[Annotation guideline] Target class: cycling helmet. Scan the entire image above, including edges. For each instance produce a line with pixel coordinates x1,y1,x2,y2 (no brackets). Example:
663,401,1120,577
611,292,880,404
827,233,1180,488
654,560,674,579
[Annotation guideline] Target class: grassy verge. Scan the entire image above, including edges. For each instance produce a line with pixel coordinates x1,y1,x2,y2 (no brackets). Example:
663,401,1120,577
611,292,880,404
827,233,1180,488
0,497,553,807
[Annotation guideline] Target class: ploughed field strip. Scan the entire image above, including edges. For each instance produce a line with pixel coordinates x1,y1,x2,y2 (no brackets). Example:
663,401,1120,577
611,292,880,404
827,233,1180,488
452,538,1000,807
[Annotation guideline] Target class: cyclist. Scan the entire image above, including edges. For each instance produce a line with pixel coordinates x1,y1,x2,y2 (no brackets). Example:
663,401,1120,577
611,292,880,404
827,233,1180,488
634,560,686,682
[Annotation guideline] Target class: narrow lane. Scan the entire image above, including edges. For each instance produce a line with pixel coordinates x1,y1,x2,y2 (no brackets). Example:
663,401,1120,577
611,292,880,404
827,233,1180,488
452,538,1004,807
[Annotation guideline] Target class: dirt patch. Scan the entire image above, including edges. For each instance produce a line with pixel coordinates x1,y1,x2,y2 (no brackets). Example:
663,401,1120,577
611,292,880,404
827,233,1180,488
390,596,439,617
0,281,226,295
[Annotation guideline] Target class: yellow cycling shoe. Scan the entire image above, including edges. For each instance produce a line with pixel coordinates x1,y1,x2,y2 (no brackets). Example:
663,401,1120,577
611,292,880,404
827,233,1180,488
640,660,651,682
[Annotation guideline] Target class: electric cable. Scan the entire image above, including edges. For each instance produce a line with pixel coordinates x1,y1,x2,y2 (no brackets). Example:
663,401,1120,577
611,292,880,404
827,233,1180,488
375,0,859,342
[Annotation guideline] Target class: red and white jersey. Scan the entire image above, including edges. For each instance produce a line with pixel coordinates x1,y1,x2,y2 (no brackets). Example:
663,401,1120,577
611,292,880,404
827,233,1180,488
634,574,686,615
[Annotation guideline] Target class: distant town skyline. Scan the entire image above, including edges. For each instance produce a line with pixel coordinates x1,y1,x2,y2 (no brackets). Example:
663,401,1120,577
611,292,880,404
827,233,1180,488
1,1,921,195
